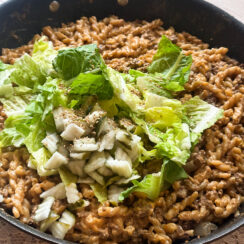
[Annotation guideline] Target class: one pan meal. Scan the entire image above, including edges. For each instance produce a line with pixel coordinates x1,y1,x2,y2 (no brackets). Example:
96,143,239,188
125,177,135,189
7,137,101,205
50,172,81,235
0,15,243,244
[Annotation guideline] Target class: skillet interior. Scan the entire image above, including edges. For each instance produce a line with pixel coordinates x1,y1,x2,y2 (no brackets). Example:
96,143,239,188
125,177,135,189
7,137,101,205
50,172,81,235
0,0,243,243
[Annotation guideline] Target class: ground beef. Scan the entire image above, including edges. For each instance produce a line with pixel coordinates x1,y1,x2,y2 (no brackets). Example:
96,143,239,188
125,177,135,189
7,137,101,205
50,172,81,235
0,16,243,244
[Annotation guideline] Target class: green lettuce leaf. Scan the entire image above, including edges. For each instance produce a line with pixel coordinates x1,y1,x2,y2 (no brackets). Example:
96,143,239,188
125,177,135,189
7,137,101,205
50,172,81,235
2,39,56,92
103,66,143,112
4,114,31,136
69,73,113,100
0,113,32,148
0,67,14,97
155,123,191,164
53,44,103,80
26,78,67,123
0,77,66,161
183,96,224,136
144,92,183,130
24,120,46,154
10,54,46,88
32,37,57,75
144,92,181,109
13,86,32,95
161,159,188,187
128,36,192,97
148,35,192,90
132,115,165,144
136,75,173,98
0,127,25,148
119,159,187,201
0,94,34,117
145,106,181,130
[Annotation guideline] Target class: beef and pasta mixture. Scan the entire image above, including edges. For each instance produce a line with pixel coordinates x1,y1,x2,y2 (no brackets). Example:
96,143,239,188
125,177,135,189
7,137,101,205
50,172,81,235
0,16,243,244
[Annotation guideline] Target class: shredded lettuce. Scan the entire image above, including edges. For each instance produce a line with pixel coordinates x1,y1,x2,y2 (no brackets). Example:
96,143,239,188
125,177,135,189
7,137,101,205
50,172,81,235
136,75,173,98
161,159,188,187
119,168,163,201
26,78,67,122
24,121,46,154
0,77,67,163
0,36,224,205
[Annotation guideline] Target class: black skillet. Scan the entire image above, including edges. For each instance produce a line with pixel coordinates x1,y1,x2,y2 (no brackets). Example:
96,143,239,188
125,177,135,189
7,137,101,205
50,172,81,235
0,0,243,243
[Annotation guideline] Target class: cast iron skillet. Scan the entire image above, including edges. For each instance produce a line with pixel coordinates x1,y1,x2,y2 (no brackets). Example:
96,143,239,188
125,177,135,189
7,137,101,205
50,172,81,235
0,0,243,243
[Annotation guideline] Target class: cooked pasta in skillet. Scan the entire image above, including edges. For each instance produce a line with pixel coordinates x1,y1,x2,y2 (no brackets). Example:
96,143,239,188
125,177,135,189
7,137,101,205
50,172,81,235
0,16,243,244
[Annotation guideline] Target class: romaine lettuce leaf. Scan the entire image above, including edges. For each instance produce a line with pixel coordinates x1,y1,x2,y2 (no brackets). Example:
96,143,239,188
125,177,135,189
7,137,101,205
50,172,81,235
53,44,103,80
145,107,181,130
0,127,25,148
161,159,188,186
129,36,192,97
13,86,32,95
98,97,119,117
119,159,188,201
0,67,14,97
132,116,164,144
148,35,192,90
4,114,31,136
155,123,191,164
26,78,67,124
1,39,56,93
10,54,46,88
24,121,46,154
69,73,113,100
32,37,57,75
138,144,157,163
136,75,173,98
144,92,181,109
0,94,34,117
183,96,224,136
103,66,143,113
0,113,32,148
